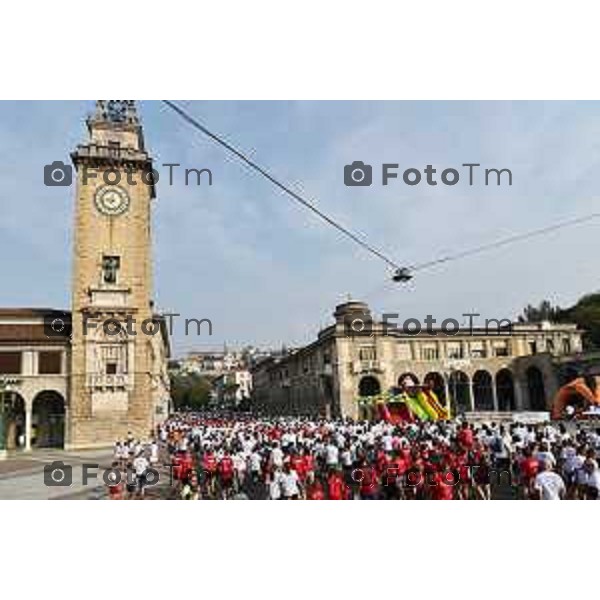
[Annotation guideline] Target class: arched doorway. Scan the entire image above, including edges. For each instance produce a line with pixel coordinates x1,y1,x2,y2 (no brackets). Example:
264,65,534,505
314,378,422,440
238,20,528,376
32,391,65,448
398,372,419,390
473,370,494,411
424,372,446,405
448,371,471,414
322,376,334,418
0,392,26,451
358,376,381,397
358,376,381,420
496,369,515,411
526,366,546,411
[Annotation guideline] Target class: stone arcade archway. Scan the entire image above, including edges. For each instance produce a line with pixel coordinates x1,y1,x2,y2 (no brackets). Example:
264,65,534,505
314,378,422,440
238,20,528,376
32,391,66,448
424,372,446,405
526,366,547,411
357,376,382,420
358,376,381,397
397,373,420,392
496,369,516,411
0,392,26,451
448,370,471,414
473,370,494,411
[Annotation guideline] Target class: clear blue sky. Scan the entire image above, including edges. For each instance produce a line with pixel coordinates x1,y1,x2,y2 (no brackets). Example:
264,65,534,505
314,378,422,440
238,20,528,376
1,101,599,354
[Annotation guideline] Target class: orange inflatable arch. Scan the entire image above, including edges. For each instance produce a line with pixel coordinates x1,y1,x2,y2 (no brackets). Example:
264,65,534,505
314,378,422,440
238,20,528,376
551,377,600,419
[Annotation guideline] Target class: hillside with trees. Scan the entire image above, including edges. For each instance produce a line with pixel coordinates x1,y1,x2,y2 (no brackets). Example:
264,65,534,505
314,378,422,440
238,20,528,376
519,293,600,350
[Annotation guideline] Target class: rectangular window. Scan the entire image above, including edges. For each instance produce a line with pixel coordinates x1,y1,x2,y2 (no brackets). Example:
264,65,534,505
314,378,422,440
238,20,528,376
470,341,486,358
562,338,571,354
359,346,377,361
106,362,118,375
38,351,62,375
108,141,120,157
0,352,22,374
493,341,509,357
447,342,463,359
528,341,537,355
422,346,438,361
396,343,412,360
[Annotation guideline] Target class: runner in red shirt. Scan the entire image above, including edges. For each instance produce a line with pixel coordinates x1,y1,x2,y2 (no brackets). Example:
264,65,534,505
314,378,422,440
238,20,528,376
107,461,124,500
458,423,474,450
519,448,539,499
181,451,194,483
358,463,379,500
455,449,472,500
384,452,406,499
327,469,347,500
306,480,325,500
171,452,183,482
302,450,315,484
430,467,455,500
218,453,234,499
290,452,306,482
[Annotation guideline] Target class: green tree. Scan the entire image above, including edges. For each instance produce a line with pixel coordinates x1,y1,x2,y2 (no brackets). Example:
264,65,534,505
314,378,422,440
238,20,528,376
559,293,600,350
520,293,600,350
170,372,213,410
519,300,561,323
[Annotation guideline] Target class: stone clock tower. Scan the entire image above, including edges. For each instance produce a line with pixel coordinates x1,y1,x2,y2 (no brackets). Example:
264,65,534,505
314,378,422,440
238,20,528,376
68,100,159,448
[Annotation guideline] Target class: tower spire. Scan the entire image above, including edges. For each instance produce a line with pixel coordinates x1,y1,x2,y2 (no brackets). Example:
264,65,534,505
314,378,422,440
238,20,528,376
93,100,139,125
83,101,146,154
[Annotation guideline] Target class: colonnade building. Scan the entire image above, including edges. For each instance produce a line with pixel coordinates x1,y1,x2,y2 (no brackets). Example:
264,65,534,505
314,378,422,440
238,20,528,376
251,301,584,419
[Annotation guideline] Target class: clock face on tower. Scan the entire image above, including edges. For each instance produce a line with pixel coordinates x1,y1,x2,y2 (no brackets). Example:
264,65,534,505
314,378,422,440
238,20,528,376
94,185,130,216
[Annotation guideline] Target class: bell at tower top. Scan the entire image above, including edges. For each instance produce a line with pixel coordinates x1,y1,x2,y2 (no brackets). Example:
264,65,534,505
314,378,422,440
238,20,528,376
72,101,154,194
86,100,145,151
94,100,139,125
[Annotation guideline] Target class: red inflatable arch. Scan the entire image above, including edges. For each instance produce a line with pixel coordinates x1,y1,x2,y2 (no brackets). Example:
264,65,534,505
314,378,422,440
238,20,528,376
551,377,600,419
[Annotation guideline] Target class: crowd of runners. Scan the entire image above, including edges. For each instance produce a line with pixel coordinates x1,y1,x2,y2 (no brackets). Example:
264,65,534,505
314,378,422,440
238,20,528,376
106,413,600,500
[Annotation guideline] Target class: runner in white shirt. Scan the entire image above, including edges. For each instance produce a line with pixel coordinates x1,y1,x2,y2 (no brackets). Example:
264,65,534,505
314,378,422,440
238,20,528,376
382,433,393,453
117,441,129,466
534,443,556,470
578,458,600,499
281,463,301,499
584,466,600,499
534,459,565,500
132,453,150,498
326,442,339,468
149,441,159,466
269,467,284,500
249,450,262,479
271,443,284,469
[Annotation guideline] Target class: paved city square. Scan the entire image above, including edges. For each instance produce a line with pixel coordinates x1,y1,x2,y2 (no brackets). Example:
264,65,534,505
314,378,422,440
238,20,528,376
1,100,600,500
